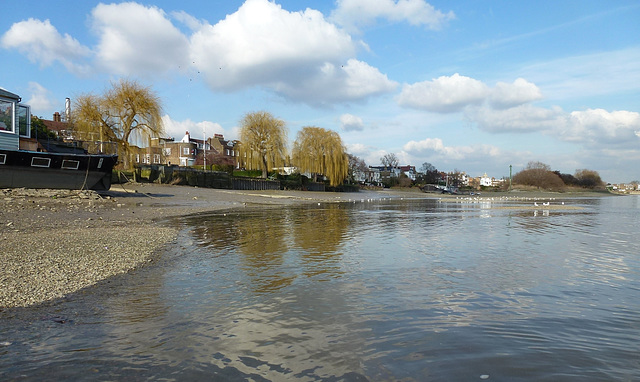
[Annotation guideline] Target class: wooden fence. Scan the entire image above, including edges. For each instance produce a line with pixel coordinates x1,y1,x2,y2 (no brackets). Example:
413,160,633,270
131,165,281,191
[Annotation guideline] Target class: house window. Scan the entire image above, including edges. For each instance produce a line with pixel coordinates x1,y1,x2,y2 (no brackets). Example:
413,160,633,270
164,148,171,156
153,154,160,164
135,154,140,163
0,99,14,133
144,154,151,164
183,147,190,155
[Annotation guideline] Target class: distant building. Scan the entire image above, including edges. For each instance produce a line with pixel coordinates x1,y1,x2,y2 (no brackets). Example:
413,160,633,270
398,165,417,181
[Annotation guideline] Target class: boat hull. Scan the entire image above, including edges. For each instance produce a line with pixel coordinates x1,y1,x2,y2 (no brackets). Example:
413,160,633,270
0,149,118,191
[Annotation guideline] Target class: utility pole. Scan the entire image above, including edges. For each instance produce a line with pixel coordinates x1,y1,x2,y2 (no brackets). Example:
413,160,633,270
203,126,206,171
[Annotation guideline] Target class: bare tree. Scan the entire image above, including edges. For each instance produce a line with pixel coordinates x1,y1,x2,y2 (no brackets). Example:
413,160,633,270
380,153,399,170
421,162,436,173
238,111,288,178
347,153,368,183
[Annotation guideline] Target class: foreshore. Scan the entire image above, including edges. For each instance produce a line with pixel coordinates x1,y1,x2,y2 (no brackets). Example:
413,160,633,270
0,184,613,308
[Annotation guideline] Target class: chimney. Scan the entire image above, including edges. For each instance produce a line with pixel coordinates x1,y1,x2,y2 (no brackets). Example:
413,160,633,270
65,98,71,122
53,112,61,122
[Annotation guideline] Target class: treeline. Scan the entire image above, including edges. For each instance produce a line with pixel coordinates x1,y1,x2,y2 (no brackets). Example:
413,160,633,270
513,161,605,191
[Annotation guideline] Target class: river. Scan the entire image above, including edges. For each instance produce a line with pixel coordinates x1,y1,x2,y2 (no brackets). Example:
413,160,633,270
1,194,639,381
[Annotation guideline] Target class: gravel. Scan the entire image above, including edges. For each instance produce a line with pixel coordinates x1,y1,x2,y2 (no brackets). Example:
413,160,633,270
0,187,177,308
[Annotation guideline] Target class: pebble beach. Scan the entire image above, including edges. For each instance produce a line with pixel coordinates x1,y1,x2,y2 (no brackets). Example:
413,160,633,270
0,183,373,309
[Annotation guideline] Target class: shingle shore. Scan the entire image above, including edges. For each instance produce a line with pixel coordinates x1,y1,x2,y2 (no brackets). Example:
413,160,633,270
0,184,358,308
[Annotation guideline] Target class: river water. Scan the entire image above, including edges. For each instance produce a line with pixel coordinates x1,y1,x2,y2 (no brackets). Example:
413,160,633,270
1,194,639,381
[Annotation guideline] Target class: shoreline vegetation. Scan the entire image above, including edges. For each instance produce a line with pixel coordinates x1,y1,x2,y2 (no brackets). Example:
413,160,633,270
0,183,620,309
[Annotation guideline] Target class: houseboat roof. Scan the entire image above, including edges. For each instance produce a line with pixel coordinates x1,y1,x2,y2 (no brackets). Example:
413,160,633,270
0,88,21,102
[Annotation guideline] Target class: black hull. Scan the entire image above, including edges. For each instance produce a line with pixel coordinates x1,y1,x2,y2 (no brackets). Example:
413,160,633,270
0,149,118,191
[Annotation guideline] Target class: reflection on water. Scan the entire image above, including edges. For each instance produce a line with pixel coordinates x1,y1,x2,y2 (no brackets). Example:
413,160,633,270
2,196,640,381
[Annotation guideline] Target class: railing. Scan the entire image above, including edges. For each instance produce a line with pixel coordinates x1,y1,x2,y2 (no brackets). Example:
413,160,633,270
233,177,280,190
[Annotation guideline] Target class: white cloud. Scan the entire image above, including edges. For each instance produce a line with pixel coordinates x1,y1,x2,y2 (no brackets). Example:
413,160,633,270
397,73,488,113
331,0,455,32
91,2,190,76
0,18,91,74
189,0,395,104
489,78,543,109
562,109,640,146
402,137,493,161
190,0,355,89
468,104,640,149
161,115,229,141
401,137,520,176
468,104,564,133
340,113,365,131
271,59,397,104
25,82,54,114
4,1,396,106
346,143,371,156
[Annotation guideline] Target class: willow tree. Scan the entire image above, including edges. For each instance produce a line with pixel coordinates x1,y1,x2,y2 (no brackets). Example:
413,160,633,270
238,111,288,178
292,126,348,187
72,79,164,169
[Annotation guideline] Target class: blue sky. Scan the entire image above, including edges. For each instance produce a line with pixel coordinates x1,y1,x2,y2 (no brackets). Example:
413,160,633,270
2,0,639,182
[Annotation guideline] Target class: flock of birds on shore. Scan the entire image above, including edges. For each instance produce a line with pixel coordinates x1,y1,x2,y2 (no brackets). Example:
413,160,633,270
331,195,567,209
447,195,565,206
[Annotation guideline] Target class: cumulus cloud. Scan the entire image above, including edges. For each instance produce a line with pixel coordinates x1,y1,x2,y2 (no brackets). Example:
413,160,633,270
562,109,640,146
4,1,397,106
189,0,396,103
0,18,91,74
468,104,564,133
468,104,640,149
25,82,54,113
401,137,511,174
340,113,365,131
397,73,488,113
331,0,455,32
91,2,190,76
489,78,543,109
345,143,371,156
270,59,397,104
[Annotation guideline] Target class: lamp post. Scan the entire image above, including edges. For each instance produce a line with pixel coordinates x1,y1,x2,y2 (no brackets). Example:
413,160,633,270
509,164,512,191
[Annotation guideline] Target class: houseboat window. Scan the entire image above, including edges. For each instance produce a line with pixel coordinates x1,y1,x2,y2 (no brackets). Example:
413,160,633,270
0,153,6,164
31,157,51,168
18,104,30,137
98,158,103,168
0,99,13,133
62,159,80,170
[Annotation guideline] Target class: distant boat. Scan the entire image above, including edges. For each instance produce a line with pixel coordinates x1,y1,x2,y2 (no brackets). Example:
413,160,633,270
0,88,117,191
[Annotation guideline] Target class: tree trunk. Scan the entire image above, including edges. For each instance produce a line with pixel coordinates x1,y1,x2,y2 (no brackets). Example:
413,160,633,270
262,156,268,178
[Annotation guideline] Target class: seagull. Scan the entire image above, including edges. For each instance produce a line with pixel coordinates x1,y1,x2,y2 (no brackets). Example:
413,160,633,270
543,202,550,206
534,202,538,206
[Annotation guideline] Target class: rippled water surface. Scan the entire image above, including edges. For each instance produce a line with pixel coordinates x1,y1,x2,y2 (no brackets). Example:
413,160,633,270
2,194,640,381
